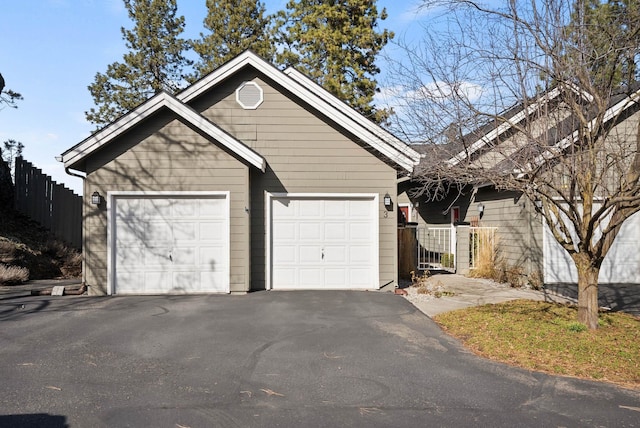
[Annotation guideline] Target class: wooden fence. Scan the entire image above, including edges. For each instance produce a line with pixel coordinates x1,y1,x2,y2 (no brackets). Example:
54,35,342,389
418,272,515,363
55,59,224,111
14,156,82,248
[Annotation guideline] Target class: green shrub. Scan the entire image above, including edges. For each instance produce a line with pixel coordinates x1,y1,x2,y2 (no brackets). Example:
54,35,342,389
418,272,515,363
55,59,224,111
440,253,455,268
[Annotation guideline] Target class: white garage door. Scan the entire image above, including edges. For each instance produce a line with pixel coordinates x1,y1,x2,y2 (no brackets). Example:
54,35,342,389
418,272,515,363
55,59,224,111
270,195,378,289
544,211,640,283
110,194,229,294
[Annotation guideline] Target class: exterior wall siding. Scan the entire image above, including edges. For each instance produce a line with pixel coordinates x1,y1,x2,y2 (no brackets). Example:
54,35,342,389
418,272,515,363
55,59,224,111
192,70,398,290
83,112,250,295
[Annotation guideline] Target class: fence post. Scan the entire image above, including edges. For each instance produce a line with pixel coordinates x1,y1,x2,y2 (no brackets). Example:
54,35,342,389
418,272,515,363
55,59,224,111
456,225,471,275
397,226,417,279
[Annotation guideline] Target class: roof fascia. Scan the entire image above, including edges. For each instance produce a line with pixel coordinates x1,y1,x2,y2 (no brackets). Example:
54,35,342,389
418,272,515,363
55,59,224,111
178,51,418,173
519,88,640,174
447,87,562,166
63,92,266,172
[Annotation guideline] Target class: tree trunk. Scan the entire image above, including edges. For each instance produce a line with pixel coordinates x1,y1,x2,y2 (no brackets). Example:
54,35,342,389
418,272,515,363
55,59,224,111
576,261,600,330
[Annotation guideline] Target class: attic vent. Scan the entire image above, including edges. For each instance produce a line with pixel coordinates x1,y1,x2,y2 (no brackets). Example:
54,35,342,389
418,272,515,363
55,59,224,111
236,81,264,110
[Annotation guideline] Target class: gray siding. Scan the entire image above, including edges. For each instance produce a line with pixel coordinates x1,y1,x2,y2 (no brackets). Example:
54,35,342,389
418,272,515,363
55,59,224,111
470,188,543,276
83,111,250,295
192,70,398,290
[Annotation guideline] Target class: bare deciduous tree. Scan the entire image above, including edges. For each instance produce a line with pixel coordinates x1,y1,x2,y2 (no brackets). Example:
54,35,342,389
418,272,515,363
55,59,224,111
389,0,640,329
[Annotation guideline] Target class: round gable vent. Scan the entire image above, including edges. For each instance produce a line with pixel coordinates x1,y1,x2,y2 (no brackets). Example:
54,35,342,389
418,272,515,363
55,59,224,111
236,81,264,110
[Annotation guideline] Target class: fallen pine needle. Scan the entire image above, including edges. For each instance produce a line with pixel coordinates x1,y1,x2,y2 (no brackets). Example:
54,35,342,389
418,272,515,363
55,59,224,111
260,388,284,397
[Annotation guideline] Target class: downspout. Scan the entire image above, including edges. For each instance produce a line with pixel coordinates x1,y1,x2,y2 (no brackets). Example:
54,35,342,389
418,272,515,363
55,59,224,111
57,157,87,289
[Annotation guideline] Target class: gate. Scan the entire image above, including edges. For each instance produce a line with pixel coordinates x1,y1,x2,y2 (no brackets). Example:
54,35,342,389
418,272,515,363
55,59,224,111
417,226,456,272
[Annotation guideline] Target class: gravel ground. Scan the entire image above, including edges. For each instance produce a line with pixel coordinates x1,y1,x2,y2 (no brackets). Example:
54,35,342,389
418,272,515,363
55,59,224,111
400,274,451,304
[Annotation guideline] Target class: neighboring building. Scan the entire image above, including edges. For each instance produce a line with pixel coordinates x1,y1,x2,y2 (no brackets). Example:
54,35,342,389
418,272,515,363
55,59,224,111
400,87,640,285
60,51,421,295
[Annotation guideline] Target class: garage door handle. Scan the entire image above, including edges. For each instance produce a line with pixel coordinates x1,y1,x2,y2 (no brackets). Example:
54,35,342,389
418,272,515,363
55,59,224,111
169,252,173,262
322,249,324,260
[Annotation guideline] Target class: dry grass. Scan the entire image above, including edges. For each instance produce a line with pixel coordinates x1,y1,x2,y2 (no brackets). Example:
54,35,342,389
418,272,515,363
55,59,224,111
0,211,81,284
0,264,29,285
468,229,500,279
434,300,640,389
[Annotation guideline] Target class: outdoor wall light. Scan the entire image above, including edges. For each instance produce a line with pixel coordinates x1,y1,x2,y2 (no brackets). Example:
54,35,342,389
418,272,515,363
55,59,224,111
477,203,485,214
91,191,102,206
383,193,392,209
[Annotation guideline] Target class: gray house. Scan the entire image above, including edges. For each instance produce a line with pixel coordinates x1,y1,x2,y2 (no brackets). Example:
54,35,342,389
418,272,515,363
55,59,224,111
399,86,640,285
61,51,421,295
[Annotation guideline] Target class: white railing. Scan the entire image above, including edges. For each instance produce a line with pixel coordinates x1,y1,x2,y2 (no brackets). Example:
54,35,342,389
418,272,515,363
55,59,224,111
416,226,456,272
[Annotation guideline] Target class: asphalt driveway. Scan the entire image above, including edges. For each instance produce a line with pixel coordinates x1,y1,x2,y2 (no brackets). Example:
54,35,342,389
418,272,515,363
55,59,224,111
0,291,638,427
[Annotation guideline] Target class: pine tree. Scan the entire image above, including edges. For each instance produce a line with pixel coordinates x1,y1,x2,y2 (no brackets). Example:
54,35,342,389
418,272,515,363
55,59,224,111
86,0,191,128
276,0,393,123
191,0,275,79
567,0,640,90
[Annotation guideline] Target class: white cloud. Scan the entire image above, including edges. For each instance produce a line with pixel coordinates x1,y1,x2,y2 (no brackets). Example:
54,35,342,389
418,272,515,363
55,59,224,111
376,81,483,111
406,81,484,103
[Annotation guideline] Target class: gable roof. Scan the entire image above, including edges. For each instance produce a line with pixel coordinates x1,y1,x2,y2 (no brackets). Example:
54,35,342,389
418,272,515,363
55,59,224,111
61,91,266,172
178,50,421,173
420,84,640,175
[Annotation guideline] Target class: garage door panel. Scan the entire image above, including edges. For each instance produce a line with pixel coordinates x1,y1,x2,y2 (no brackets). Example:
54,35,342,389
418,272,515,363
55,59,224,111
324,223,346,240
200,199,226,217
273,200,294,217
271,196,377,290
144,247,171,267
199,221,225,241
350,269,372,286
146,221,172,242
173,271,198,290
273,245,296,264
325,269,347,286
300,200,322,217
324,246,346,263
350,246,372,263
325,200,347,217
117,245,143,266
173,200,198,217
350,223,373,241
172,247,196,265
273,268,296,286
144,199,172,218
144,271,171,290
300,223,322,240
299,268,322,287
172,222,197,242
113,194,229,294
299,245,322,263
349,200,373,217
199,246,226,268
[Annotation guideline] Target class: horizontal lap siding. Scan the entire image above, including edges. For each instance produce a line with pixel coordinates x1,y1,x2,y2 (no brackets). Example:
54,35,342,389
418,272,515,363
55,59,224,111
194,70,398,290
84,113,250,295
467,191,543,276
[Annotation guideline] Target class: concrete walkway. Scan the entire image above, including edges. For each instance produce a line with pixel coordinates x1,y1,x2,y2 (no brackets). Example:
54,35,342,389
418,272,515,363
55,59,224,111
404,273,577,317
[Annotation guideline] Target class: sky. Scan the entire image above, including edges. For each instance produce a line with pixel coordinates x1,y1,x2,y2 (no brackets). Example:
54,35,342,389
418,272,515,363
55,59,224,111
0,0,428,195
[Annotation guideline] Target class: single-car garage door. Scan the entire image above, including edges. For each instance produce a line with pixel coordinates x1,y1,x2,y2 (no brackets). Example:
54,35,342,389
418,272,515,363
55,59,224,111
544,211,640,283
269,194,378,290
110,193,229,294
